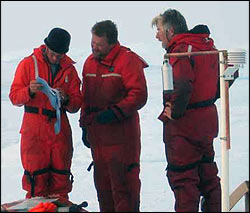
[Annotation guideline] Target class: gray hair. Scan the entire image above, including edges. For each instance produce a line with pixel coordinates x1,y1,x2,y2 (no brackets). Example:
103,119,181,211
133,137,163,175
152,9,188,35
151,14,163,28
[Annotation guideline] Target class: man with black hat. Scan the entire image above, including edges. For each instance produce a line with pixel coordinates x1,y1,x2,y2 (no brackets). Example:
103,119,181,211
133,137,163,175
9,27,82,206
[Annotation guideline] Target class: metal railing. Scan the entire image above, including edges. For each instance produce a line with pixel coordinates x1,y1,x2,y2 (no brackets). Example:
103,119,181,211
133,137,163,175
230,180,249,212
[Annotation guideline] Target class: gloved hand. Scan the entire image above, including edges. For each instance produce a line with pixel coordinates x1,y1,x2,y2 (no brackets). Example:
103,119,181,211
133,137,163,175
95,108,118,124
82,127,90,148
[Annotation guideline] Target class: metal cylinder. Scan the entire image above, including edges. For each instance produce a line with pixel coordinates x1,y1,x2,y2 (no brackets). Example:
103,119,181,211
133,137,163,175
162,58,174,93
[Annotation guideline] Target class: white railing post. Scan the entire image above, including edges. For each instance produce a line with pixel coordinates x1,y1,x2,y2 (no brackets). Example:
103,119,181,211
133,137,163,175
219,51,230,212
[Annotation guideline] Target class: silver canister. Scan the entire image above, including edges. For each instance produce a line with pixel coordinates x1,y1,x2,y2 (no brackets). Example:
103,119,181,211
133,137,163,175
162,58,174,94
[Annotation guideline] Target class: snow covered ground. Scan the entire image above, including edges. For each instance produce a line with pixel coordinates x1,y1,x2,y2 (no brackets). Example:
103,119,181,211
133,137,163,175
1,46,249,211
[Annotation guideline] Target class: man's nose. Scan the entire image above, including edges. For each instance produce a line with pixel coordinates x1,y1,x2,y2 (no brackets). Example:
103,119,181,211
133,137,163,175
155,33,160,40
92,46,99,52
92,43,97,49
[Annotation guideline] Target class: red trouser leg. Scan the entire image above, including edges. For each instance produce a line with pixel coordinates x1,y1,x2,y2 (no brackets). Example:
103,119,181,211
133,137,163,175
199,162,221,212
94,160,131,212
21,134,50,198
22,173,50,198
167,168,201,212
93,145,141,212
164,136,202,212
48,136,73,205
125,165,141,212
109,160,131,212
164,135,220,212
94,162,115,212
110,161,141,212
94,161,141,212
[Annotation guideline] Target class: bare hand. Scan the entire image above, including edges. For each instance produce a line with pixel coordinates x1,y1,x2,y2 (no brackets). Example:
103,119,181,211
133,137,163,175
29,80,43,94
163,102,173,120
56,88,69,103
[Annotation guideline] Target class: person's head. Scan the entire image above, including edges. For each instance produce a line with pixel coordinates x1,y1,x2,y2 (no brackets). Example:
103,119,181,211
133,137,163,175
152,9,188,49
44,27,71,64
151,14,167,49
91,20,118,59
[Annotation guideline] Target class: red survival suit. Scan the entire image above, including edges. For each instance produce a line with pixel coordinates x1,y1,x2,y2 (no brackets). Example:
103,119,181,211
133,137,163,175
79,42,148,211
9,45,82,204
159,29,221,212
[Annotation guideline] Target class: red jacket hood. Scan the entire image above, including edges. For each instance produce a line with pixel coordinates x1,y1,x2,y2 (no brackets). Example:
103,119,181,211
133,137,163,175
168,33,217,52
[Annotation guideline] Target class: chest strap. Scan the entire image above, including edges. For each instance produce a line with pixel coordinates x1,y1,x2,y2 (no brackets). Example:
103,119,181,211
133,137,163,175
32,55,39,79
186,98,216,110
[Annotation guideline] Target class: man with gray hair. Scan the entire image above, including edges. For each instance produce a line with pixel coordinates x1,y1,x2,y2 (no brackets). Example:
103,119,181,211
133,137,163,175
152,9,221,212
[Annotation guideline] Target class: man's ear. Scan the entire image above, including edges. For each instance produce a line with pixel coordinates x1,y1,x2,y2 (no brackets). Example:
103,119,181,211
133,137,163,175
167,27,175,37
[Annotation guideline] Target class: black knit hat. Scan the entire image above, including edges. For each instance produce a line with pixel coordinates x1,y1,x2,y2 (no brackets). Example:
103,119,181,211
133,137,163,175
44,28,71,54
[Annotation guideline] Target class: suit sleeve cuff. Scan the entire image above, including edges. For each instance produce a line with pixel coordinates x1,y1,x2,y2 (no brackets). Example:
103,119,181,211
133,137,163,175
28,87,36,99
110,105,126,121
158,110,169,123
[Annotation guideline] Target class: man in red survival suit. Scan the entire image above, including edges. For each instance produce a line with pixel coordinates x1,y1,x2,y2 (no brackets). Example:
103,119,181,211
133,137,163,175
79,20,148,212
151,9,221,212
9,28,82,206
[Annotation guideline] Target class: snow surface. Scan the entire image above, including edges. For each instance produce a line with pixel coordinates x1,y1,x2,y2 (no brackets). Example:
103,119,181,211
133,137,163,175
1,44,249,212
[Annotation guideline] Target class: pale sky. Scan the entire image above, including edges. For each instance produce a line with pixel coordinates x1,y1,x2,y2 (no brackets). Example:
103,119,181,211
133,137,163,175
1,1,249,54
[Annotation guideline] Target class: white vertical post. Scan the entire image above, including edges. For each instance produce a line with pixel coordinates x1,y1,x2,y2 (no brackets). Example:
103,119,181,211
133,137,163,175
219,51,230,212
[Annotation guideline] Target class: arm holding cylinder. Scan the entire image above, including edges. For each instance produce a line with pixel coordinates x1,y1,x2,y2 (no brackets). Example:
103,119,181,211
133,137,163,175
159,54,194,121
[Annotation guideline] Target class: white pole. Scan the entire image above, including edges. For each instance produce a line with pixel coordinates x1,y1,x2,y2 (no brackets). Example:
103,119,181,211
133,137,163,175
219,51,230,212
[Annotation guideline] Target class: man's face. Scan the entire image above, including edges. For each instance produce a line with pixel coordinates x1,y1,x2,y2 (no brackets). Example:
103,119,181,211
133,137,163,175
91,33,114,60
45,47,64,64
155,21,169,49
